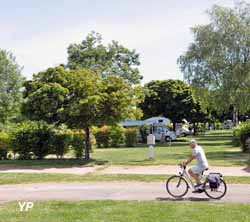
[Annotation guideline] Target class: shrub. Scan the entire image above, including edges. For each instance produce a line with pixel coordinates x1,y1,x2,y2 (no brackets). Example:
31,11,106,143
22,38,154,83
71,130,85,159
0,131,10,159
233,127,241,146
70,129,95,158
109,125,125,147
215,121,223,130
139,124,150,143
196,122,209,132
93,125,124,148
125,128,137,147
10,121,54,159
94,126,110,148
233,121,250,152
52,129,73,158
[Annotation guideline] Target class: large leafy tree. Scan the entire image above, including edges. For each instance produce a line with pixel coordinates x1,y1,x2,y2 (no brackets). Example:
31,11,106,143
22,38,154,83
23,66,143,160
178,1,250,124
0,49,24,123
67,31,142,84
140,80,201,130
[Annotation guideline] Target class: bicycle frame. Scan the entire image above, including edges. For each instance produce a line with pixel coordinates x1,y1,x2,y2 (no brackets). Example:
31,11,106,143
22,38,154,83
178,166,197,189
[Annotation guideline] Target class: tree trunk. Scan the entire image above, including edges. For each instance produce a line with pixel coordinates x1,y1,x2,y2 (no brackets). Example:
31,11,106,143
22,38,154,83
233,106,239,126
173,122,176,132
85,127,90,161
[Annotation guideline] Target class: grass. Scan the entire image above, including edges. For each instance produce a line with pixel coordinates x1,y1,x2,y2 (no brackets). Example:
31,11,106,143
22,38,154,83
92,130,249,166
0,173,250,184
0,130,248,167
1,201,250,222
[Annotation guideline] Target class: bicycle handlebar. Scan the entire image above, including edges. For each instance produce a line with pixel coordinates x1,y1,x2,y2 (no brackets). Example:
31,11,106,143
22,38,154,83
179,163,186,170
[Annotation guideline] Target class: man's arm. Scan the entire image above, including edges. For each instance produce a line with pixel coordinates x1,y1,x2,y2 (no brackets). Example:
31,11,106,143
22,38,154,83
183,156,195,166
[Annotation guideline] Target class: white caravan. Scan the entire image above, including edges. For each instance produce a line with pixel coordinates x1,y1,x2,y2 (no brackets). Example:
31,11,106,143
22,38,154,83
121,117,176,142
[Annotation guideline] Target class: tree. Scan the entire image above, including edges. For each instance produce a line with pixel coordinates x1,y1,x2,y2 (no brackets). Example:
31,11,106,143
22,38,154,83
178,1,250,125
140,80,199,130
67,31,142,84
23,66,143,160
0,50,24,123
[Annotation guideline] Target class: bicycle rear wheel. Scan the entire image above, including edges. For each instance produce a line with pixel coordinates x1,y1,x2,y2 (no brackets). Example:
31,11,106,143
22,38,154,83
166,175,189,198
204,178,227,199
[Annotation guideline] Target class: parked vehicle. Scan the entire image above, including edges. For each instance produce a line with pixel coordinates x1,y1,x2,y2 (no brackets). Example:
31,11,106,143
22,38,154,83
153,124,176,141
180,126,192,137
223,120,233,129
121,117,176,142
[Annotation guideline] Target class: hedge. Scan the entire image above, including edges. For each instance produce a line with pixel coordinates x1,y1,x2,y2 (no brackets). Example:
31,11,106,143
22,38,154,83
233,121,250,152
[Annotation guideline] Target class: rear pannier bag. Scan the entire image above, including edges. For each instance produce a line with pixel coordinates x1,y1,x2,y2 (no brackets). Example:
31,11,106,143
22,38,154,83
207,173,221,189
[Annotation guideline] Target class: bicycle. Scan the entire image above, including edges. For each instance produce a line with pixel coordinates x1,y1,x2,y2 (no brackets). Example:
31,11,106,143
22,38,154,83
166,164,227,199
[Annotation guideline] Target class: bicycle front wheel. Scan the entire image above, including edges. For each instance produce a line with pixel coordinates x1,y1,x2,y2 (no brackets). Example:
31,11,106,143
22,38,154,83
166,175,189,198
204,178,227,199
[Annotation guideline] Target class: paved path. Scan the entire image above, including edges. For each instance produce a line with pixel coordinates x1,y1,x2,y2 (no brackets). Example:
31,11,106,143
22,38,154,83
0,182,249,203
100,165,250,176
0,166,100,175
0,165,249,176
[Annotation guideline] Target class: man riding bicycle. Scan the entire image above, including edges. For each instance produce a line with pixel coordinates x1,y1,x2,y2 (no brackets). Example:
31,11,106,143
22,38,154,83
183,139,209,192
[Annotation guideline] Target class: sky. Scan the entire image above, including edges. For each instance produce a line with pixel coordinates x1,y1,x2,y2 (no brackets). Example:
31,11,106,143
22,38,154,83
1,0,236,83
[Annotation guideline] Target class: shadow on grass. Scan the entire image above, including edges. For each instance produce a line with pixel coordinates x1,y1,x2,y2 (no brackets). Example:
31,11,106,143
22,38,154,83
156,197,211,202
0,158,109,170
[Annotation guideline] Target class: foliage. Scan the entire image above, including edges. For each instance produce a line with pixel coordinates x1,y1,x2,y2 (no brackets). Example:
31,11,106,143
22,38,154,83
10,121,54,159
214,121,223,130
109,125,125,147
0,131,10,159
93,126,111,148
70,130,86,159
124,128,137,147
67,31,142,84
233,121,250,152
23,66,144,160
93,125,124,148
139,124,150,143
52,129,72,158
140,80,205,128
178,2,250,122
0,49,24,123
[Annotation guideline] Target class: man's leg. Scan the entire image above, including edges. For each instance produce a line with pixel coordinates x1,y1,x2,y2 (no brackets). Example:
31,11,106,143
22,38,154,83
188,168,201,185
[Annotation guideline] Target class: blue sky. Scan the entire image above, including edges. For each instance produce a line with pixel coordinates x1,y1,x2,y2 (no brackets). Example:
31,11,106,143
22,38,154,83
1,0,235,83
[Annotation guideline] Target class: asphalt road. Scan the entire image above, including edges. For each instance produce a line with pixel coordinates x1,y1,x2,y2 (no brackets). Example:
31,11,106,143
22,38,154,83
0,182,249,203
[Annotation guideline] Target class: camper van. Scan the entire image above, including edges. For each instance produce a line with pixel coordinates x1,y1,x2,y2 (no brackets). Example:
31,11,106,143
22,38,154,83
121,117,176,142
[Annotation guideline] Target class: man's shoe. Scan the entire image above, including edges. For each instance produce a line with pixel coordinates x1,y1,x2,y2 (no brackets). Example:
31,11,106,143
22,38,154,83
193,184,204,193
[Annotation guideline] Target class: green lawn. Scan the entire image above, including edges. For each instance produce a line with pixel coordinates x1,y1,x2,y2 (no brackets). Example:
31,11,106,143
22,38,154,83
0,173,249,184
0,130,248,167
92,130,249,166
1,201,250,222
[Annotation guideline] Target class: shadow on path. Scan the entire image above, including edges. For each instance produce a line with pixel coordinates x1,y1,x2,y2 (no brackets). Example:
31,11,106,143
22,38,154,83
156,197,211,202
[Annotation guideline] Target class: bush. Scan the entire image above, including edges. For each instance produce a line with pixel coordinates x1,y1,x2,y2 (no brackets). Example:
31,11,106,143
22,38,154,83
233,121,250,152
70,129,96,158
195,122,209,132
94,126,110,148
109,125,125,147
215,121,223,130
125,128,137,147
94,125,124,148
70,130,85,159
0,131,10,159
52,129,72,158
10,121,55,159
139,124,150,143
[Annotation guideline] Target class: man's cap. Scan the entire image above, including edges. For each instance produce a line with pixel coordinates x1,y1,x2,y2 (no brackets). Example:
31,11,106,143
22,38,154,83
190,139,196,144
